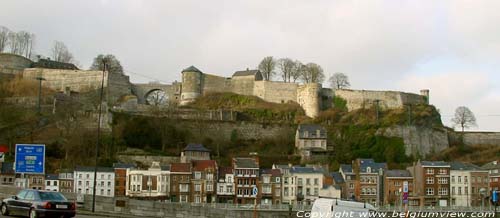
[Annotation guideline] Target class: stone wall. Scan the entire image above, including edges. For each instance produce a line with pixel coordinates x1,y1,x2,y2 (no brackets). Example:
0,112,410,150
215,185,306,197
116,155,180,166
335,89,427,111
231,75,256,96
23,68,108,93
297,83,322,118
253,81,298,104
201,73,230,94
108,73,132,105
0,53,33,75
377,125,449,157
449,131,500,146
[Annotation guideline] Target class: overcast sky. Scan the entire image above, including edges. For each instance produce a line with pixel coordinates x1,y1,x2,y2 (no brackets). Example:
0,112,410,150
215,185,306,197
1,0,499,131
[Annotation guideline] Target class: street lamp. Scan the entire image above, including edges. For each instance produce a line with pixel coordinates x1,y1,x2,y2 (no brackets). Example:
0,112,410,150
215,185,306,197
91,60,106,213
465,183,469,208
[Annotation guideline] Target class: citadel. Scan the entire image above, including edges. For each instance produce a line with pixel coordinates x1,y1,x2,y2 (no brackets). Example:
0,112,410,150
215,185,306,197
1,53,430,118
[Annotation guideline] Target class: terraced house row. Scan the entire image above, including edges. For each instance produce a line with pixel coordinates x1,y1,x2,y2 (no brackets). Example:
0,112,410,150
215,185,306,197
0,144,498,207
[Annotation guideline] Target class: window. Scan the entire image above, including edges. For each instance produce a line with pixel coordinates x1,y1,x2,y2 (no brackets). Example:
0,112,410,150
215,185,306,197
464,176,468,183
101,174,104,180
426,169,434,175
465,187,468,195
206,183,213,192
207,173,213,181
284,187,289,196
366,167,371,173
314,178,319,185
263,176,270,184
426,177,434,184
195,184,201,192
349,183,354,189
426,188,434,195
194,172,201,180
78,181,82,186
107,189,111,196
438,178,448,184
108,181,111,187
276,177,280,183
438,187,448,195
284,177,288,184
452,187,455,195
458,176,462,183
46,181,50,186
180,184,189,192
458,187,462,195
438,169,447,175
54,181,57,186
298,178,303,186
226,186,232,193
314,188,318,196
451,176,455,183
100,189,104,195
306,178,310,185
108,175,111,180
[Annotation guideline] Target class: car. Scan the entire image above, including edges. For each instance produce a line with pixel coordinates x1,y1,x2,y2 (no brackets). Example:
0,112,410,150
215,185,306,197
1,189,76,218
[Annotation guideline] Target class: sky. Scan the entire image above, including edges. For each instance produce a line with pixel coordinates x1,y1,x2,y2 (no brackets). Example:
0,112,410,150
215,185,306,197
1,0,499,131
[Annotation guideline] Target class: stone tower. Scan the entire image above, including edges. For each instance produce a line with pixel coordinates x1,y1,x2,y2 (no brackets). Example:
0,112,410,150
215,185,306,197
297,83,322,118
180,66,203,105
420,89,430,104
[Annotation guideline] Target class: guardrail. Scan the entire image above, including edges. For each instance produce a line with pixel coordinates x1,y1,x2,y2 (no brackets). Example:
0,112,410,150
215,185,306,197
378,205,497,212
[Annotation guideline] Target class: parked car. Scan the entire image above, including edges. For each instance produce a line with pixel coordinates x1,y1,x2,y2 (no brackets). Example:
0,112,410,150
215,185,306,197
1,189,76,218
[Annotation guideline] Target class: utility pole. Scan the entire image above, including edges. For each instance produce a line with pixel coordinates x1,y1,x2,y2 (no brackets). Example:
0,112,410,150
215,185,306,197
374,100,380,125
35,77,46,115
92,60,106,213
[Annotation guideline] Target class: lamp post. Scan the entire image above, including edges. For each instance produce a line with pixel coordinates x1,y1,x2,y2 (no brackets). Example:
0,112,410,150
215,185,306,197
35,77,46,115
465,183,469,208
92,60,106,213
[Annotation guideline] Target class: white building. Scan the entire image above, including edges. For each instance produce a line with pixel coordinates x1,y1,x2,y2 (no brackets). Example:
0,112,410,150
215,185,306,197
217,166,235,203
45,174,59,191
74,166,115,197
274,164,326,205
450,162,489,207
273,164,297,205
126,162,170,199
319,185,342,199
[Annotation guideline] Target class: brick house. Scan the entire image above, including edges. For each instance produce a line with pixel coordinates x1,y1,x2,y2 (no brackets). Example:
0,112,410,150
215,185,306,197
383,170,413,206
28,174,44,190
339,164,356,200
233,157,260,204
407,161,450,207
180,144,210,163
170,163,192,202
113,163,136,197
259,169,282,205
126,162,170,200
191,160,217,203
352,159,387,206
58,169,74,193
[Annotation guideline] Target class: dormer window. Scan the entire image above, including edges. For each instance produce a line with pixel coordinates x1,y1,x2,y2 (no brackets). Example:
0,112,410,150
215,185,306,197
366,167,371,173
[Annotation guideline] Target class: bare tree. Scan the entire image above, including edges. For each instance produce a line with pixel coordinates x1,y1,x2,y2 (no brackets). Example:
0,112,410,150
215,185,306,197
0,26,10,52
90,54,124,74
329,72,351,89
290,60,304,83
451,106,477,132
8,32,20,54
278,58,295,82
258,56,276,81
51,41,74,63
301,63,325,83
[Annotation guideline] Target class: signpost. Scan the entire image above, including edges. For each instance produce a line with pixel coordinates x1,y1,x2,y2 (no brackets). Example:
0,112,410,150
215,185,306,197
15,144,45,174
403,181,409,218
253,186,258,218
493,191,498,218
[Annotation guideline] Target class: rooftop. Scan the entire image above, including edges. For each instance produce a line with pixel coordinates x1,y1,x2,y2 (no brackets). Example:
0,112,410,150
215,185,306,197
481,160,500,170
358,159,387,173
218,166,233,179
232,69,261,77
260,169,282,177
45,174,59,180
290,166,324,174
331,172,345,184
1,162,14,174
421,161,450,167
297,124,327,139
193,160,217,171
450,162,482,171
183,143,210,152
340,164,353,174
182,65,202,73
113,163,137,169
75,166,114,172
171,163,191,173
385,170,412,178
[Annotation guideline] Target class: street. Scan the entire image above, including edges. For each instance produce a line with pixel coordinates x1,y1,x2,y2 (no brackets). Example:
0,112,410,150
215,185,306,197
0,212,112,218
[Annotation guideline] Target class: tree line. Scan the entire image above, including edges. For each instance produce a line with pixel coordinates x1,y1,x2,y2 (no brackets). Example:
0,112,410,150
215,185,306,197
257,56,351,90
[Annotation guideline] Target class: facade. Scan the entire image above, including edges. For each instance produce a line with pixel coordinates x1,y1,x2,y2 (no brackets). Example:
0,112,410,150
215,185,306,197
45,174,59,191
339,164,356,200
482,161,500,193
74,167,115,197
191,160,217,203
450,162,489,207
28,174,45,190
330,172,346,199
217,167,235,203
114,163,136,197
319,185,342,199
58,170,74,193
233,157,260,204
126,162,170,200
273,164,297,205
259,169,282,205
170,163,192,202
290,166,325,205
295,124,327,161
0,162,15,186
180,144,210,163
407,161,450,207
383,170,413,206
353,159,387,206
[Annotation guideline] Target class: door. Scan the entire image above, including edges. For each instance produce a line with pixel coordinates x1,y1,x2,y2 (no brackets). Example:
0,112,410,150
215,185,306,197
19,190,36,215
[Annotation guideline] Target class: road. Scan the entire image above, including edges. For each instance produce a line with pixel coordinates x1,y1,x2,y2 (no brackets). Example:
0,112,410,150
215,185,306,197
0,212,111,218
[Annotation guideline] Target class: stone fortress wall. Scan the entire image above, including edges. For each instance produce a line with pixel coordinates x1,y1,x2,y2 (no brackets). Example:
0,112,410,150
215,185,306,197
335,89,429,111
0,53,33,76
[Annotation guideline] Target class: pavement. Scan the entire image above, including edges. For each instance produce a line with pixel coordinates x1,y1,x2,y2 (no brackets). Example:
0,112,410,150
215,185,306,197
0,209,141,218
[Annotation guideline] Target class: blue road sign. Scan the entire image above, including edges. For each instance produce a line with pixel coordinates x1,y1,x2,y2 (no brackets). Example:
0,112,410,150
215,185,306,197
252,186,258,196
15,144,45,174
493,190,498,203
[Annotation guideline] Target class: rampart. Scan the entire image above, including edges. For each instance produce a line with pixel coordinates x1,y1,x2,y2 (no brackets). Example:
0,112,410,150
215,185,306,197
335,89,427,111
23,68,108,92
0,53,33,75
449,131,500,146
253,80,298,104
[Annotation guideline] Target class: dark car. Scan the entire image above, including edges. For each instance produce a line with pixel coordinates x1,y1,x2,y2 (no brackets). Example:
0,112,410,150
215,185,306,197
1,189,76,218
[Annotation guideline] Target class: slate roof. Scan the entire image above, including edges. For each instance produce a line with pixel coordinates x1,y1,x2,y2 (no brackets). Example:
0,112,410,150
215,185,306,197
358,159,387,173
421,161,450,167
75,166,114,172
450,162,482,171
232,69,261,77
1,162,14,174
385,170,412,178
331,172,345,184
481,161,500,170
290,167,324,174
193,160,217,171
260,169,282,177
45,174,59,180
183,144,210,152
218,166,233,180
340,164,353,174
182,65,202,73
297,124,327,139
113,163,137,169
171,163,191,173
160,165,171,171
233,157,259,169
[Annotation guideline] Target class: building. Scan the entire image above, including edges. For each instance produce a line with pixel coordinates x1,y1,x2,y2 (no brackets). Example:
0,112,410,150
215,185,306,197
319,185,342,199
114,163,136,197
180,144,210,163
407,161,450,207
0,162,15,185
217,167,235,203
295,124,328,161
191,160,217,203
339,164,356,200
58,170,74,193
259,169,282,205
450,162,489,207
28,174,44,190
330,172,346,199
45,174,59,191
383,170,414,206
74,166,115,197
170,163,192,202
126,162,170,200
233,157,260,204
289,166,325,205
353,159,387,206
273,164,301,205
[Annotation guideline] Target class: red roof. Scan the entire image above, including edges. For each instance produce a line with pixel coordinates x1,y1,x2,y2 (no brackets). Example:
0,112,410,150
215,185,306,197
192,160,217,171
171,163,191,173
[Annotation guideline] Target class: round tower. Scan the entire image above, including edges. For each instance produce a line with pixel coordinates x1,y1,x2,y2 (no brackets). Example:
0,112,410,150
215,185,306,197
420,89,430,104
180,66,203,105
297,83,322,118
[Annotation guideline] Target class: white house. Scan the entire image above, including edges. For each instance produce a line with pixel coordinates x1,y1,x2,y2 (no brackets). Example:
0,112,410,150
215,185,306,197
216,166,235,203
45,174,59,191
450,162,489,207
273,164,326,205
126,162,170,199
74,166,115,197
